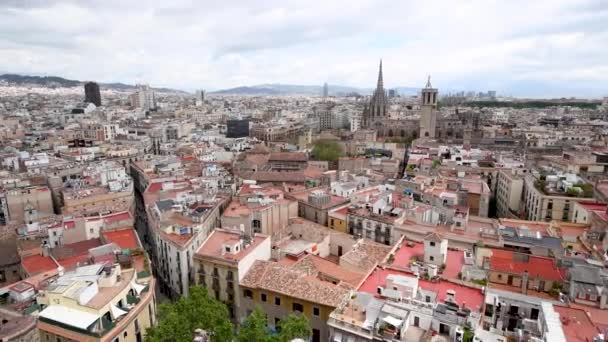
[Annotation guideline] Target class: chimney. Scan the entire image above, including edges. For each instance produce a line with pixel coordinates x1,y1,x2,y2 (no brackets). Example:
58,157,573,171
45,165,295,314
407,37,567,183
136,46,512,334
522,270,529,295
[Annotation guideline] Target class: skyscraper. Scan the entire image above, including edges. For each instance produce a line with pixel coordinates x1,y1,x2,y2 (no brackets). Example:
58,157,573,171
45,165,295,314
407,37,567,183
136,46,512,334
137,84,157,111
84,81,101,106
323,82,329,98
362,60,388,128
196,89,206,105
419,76,438,139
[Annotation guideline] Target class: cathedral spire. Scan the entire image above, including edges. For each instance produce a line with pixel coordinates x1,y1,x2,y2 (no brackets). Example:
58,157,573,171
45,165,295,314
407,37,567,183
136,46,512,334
377,59,384,91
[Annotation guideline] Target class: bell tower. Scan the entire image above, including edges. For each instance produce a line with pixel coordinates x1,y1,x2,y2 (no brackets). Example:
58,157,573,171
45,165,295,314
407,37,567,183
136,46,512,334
419,76,438,139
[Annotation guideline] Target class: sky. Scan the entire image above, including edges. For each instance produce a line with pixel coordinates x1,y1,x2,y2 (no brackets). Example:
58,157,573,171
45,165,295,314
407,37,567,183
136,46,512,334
1,0,607,98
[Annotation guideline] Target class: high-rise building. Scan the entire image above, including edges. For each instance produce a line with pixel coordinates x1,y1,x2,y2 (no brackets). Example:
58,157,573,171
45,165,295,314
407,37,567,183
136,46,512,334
323,82,329,98
388,89,397,98
226,119,250,138
362,60,388,128
196,89,206,106
84,81,101,106
419,76,438,139
136,84,156,111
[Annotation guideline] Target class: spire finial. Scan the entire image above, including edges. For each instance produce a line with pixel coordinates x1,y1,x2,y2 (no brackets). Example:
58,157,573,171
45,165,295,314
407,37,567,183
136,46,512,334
426,75,432,88
377,59,384,91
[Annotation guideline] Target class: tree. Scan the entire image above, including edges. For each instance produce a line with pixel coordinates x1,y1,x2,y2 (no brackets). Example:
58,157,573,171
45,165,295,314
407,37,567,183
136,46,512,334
236,309,312,342
146,286,233,342
277,313,312,342
236,307,274,342
311,140,343,162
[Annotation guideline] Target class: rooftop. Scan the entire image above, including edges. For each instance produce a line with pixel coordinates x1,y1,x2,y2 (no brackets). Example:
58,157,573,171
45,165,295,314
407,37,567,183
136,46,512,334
101,228,140,250
553,306,600,342
240,260,350,307
489,249,563,281
195,229,269,264
358,267,484,312
21,254,59,276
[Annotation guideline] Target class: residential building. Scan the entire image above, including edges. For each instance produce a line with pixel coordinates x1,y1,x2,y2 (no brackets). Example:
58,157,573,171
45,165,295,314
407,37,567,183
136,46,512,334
522,173,596,221
496,169,525,218
194,229,271,320
84,81,101,107
36,262,155,342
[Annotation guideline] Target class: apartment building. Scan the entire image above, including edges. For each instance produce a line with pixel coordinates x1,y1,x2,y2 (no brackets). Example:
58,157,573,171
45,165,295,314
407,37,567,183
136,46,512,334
495,169,525,218
522,173,595,221
36,262,156,342
194,229,271,320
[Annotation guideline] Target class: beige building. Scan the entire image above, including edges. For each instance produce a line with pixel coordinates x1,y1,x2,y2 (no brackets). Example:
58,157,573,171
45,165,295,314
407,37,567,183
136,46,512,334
194,229,271,320
495,169,525,218
221,184,297,239
522,175,595,222
3,185,54,225
61,185,133,216
37,262,155,342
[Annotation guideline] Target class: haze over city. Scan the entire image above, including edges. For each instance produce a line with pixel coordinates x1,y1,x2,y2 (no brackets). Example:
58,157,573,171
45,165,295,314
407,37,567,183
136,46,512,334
1,0,607,97
3,2,608,342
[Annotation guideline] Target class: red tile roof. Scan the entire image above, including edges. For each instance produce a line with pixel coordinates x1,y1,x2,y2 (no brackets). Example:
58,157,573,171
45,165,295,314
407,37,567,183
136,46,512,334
146,182,164,193
554,306,600,342
489,249,563,281
101,228,139,250
21,255,59,276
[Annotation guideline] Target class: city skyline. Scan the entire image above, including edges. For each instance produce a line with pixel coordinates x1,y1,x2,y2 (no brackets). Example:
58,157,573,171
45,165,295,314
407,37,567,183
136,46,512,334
1,0,607,97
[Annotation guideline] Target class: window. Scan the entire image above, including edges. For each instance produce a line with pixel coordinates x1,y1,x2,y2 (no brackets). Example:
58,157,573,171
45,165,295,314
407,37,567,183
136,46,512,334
330,219,334,227
113,338,120,342
292,303,303,312
313,307,320,316
497,274,503,280
429,256,434,261
425,295,431,302
530,308,539,320
430,241,435,247
244,289,253,298
261,293,267,302
275,296,281,306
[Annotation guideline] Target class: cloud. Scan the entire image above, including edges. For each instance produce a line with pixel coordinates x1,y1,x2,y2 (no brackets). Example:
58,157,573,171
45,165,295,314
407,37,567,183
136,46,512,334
0,0,606,97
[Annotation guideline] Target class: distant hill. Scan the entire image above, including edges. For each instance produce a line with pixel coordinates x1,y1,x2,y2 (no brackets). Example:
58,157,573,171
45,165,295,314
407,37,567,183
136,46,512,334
211,83,422,96
0,73,186,94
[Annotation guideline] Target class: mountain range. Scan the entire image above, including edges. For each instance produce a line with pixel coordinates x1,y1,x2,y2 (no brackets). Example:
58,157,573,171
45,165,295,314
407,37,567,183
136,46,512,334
210,83,422,96
0,74,185,94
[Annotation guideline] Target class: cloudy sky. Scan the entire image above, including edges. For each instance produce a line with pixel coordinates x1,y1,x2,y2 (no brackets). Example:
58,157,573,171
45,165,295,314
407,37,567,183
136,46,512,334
1,0,607,97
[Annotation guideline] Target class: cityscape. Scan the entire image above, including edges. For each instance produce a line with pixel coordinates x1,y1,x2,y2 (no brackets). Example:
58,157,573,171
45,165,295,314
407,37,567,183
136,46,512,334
1,2,608,342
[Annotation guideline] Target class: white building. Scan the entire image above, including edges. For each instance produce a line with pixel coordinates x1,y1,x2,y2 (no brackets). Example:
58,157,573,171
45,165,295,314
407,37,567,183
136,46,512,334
423,232,447,266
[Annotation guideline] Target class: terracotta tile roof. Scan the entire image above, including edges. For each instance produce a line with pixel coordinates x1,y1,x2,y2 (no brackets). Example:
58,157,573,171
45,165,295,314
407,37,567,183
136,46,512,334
51,239,102,261
240,260,350,307
291,254,365,287
269,152,308,162
21,255,59,276
340,239,392,273
101,228,139,250
489,249,563,281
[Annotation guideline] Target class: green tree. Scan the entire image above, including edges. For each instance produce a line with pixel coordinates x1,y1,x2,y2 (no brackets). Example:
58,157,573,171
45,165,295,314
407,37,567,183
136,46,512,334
311,140,343,162
236,307,274,342
277,313,312,342
146,286,233,342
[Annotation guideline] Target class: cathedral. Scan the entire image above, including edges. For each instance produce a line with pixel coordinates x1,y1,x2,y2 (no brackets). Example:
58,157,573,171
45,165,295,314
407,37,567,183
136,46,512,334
360,60,482,144
361,60,389,129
